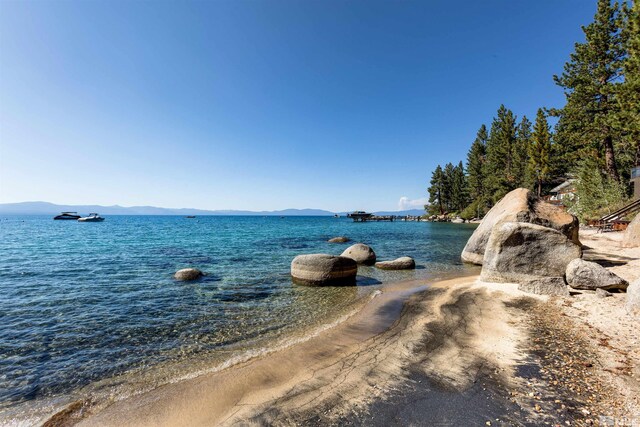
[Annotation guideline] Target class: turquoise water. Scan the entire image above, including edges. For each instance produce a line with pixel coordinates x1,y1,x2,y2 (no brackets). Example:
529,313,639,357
0,215,476,421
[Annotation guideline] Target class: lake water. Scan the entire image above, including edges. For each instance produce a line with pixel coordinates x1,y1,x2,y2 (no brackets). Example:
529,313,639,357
0,215,477,423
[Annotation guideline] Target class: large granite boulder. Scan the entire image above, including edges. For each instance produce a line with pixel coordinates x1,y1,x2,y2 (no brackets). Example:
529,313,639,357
627,278,640,317
565,258,629,291
462,188,580,265
480,222,582,283
622,214,640,248
341,243,376,265
291,254,357,286
174,268,203,281
328,236,350,243
518,277,570,297
375,256,416,270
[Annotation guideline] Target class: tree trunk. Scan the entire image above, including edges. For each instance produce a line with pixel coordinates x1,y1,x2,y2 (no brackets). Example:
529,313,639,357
604,134,620,182
537,180,542,197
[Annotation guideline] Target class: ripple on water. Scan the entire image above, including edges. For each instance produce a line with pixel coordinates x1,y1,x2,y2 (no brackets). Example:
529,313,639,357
0,215,477,420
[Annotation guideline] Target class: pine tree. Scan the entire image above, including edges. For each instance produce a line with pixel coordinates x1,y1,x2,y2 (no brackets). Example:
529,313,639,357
428,165,446,215
565,155,628,222
466,125,487,205
484,105,518,203
452,161,469,212
617,0,640,168
514,116,532,189
442,162,456,212
552,0,626,182
528,109,552,196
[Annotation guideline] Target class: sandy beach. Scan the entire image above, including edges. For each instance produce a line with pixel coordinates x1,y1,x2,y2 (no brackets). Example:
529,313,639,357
46,228,640,426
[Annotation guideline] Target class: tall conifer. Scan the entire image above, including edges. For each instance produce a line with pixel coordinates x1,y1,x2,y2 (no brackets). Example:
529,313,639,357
428,165,446,215
528,109,552,196
442,163,456,212
514,116,532,189
553,0,626,181
466,125,487,205
618,0,640,168
484,105,518,203
452,161,469,212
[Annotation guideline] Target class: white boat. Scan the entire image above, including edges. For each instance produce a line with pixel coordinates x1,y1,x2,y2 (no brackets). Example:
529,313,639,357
78,213,105,222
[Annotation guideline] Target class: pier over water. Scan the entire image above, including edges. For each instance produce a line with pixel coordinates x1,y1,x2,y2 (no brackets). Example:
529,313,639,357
347,212,423,222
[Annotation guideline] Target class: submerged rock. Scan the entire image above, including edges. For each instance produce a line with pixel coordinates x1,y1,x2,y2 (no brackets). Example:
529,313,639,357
291,254,357,286
328,236,350,243
461,188,580,265
518,277,570,297
480,222,582,283
565,259,629,291
375,256,416,270
174,268,203,281
341,243,376,265
626,278,640,317
622,214,640,248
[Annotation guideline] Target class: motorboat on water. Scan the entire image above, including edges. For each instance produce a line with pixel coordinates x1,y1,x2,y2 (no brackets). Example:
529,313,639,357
54,212,81,220
77,213,105,222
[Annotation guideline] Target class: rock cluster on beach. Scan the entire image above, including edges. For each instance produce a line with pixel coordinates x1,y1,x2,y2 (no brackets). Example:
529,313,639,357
461,188,579,265
480,222,582,284
465,188,635,306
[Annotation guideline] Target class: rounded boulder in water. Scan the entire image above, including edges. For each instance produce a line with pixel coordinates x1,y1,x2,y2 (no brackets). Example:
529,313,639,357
174,268,203,281
328,236,350,243
341,243,376,265
375,256,415,270
291,254,357,286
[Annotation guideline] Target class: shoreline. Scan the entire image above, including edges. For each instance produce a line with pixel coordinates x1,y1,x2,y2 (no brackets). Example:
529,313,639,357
45,271,480,426
44,229,640,426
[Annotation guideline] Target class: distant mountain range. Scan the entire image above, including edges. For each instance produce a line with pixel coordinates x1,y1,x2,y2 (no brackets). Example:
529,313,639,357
0,201,426,217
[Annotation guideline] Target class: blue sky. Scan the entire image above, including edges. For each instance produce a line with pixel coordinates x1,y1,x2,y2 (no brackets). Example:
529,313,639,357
0,0,594,212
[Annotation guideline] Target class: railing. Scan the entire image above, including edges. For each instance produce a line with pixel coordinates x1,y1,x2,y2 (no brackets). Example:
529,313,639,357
599,198,640,222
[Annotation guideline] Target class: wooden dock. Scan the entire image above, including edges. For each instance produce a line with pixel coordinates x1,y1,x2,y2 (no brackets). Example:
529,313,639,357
347,212,424,222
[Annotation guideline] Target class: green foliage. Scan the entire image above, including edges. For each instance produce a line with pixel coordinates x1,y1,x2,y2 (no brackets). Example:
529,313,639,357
514,116,532,189
564,156,629,223
427,162,469,215
617,0,640,171
427,165,445,215
528,109,552,196
442,162,455,212
459,198,487,220
552,0,626,181
466,125,487,205
452,161,469,212
483,105,518,204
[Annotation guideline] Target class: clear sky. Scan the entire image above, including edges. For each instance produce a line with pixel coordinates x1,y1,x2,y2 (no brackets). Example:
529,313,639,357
0,0,595,212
